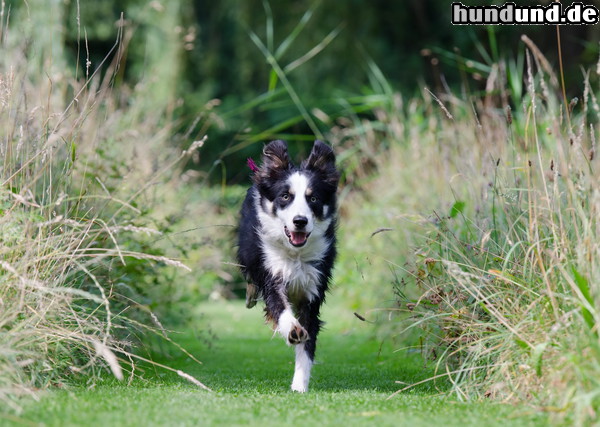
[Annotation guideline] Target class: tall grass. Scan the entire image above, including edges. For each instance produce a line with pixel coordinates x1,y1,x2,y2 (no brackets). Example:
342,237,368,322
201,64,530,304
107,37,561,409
350,39,600,423
0,5,208,412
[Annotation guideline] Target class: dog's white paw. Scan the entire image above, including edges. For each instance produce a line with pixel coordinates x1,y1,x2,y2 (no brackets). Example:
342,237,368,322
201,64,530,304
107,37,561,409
287,323,308,345
278,309,308,345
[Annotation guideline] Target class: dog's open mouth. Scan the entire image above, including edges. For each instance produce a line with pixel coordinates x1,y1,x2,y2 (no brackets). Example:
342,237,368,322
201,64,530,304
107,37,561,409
284,227,310,247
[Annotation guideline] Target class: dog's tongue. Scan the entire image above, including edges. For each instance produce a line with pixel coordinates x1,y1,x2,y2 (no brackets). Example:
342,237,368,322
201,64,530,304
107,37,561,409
290,231,308,246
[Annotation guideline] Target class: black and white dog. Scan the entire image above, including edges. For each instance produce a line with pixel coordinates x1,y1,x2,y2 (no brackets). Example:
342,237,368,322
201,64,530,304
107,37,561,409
237,139,339,392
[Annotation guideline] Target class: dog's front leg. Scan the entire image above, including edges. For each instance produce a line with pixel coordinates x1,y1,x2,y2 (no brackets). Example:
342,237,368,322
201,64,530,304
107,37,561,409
291,301,322,393
291,342,312,393
262,277,308,346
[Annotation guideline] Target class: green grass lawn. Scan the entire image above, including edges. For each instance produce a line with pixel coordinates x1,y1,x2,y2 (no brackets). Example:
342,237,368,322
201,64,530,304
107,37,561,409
11,299,548,427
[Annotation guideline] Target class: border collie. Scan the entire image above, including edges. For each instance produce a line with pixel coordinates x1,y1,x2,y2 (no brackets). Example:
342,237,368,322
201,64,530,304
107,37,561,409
237,139,339,392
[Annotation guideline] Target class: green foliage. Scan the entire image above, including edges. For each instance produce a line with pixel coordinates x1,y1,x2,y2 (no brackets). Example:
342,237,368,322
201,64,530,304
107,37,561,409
572,266,596,335
448,201,465,219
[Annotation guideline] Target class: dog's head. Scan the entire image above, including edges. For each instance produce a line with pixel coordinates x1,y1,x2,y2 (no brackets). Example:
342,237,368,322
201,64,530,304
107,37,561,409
254,140,339,248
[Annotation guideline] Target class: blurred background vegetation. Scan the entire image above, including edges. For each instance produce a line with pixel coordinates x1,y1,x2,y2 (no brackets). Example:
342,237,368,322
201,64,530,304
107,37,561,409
27,0,600,182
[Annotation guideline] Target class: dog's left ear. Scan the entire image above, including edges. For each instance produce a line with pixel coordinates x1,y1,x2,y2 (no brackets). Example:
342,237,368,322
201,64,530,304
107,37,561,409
303,140,339,187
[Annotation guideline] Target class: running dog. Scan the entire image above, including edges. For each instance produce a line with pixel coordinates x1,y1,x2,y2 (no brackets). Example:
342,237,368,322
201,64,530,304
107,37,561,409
237,139,339,392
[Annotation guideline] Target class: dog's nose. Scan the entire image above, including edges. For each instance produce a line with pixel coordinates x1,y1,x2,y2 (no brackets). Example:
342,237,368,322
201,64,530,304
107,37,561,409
293,215,308,229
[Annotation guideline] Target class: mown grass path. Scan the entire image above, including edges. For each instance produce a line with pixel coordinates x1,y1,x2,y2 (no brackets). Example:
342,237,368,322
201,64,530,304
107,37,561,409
14,300,547,426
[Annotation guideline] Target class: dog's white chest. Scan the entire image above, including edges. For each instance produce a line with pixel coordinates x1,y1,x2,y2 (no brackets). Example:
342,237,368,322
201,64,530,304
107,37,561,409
261,245,322,302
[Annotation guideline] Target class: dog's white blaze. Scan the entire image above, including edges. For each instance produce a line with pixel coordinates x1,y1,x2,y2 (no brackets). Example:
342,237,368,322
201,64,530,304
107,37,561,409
253,183,333,303
291,343,312,393
281,173,313,232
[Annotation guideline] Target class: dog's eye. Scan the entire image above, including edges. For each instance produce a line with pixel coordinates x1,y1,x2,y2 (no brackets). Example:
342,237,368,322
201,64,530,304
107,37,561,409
281,193,290,201
309,196,318,203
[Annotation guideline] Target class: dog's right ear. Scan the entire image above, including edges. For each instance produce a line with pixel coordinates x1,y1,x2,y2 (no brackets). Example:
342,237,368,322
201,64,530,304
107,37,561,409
253,140,291,184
